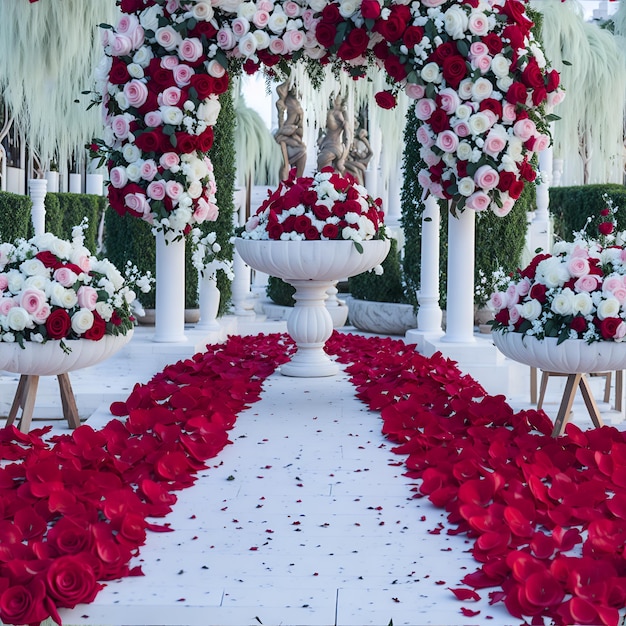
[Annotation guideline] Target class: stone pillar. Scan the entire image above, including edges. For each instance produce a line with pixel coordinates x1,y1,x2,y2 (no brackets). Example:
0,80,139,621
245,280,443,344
153,231,187,343
441,206,476,343
28,178,47,236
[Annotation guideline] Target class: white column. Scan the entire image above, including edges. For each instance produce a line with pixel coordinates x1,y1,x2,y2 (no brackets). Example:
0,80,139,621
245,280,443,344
85,173,104,195
154,231,187,343
529,146,553,254
441,206,476,343
231,249,255,316
28,178,47,236
417,196,443,333
385,170,402,231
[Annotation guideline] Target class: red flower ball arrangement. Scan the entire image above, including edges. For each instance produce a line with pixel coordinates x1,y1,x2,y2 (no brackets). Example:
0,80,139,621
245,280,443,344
489,201,626,343
241,168,387,250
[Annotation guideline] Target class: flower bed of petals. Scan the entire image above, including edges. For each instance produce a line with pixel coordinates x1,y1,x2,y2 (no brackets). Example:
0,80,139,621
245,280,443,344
2,331,626,626
0,334,292,626
327,333,626,626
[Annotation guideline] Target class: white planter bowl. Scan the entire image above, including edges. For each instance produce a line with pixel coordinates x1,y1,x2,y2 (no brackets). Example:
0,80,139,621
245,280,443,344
0,331,133,376
492,331,626,374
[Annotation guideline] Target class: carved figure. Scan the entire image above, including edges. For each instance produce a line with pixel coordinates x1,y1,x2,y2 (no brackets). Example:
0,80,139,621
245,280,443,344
345,127,373,185
274,80,307,179
317,96,350,173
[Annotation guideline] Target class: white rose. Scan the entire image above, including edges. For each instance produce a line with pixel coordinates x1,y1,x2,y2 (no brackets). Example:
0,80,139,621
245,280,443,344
20,258,47,277
188,180,203,199
125,162,142,182
7,307,30,332
238,32,257,56
491,54,511,78
6,270,24,293
496,75,514,93
268,11,288,33
197,97,221,125
160,106,184,126
471,77,493,101
507,136,523,161
467,112,491,136
456,141,473,161
421,62,441,83
339,0,359,18
71,308,95,335
133,46,153,67
458,177,476,197
96,301,114,321
308,0,327,10
139,5,161,31
455,104,472,120
114,92,129,111
253,30,270,49
520,299,542,321
572,292,594,316
597,297,621,320
127,63,144,79
122,143,141,163
237,1,256,19
457,79,473,100
2,332,15,343
192,1,214,20
60,288,78,309
443,5,468,39
551,289,575,316
24,275,49,291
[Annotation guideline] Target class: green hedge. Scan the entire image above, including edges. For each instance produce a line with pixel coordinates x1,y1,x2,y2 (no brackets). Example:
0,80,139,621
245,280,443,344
348,237,407,303
45,193,103,254
266,275,295,306
0,191,33,242
550,184,626,240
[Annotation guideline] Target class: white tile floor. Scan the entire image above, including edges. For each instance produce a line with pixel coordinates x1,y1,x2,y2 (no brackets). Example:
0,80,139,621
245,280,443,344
2,321,625,626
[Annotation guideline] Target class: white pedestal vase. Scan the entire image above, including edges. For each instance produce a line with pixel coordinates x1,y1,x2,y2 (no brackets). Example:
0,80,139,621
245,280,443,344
85,173,104,196
28,178,47,236
45,171,59,193
235,238,390,377
197,274,221,331
154,231,187,343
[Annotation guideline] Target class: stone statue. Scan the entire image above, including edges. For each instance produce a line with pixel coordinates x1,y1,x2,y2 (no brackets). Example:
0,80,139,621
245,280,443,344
344,126,373,185
274,80,307,180
317,96,350,174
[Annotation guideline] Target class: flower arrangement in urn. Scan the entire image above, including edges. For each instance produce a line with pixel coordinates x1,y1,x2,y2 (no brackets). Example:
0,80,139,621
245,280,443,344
489,199,626,344
0,222,151,351
241,168,387,253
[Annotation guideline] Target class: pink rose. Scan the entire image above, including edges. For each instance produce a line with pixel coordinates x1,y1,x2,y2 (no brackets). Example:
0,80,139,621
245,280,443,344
603,276,623,293
611,287,626,305
109,166,128,189
437,88,460,114
147,180,166,201
173,65,193,87
492,196,515,217
473,55,492,74
140,160,158,181
574,275,600,293
217,28,236,50
469,42,489,57
159,86,182,107
252,10,270,29
405,83,426,100
165,180,184,200
509,305,521,326
415,98,436,121
283,30,305,52
144,111,163,127
417,170,431,191
161,55,179,70
0,275,8,292
166,0,179,12
533,134,551,153
130,25,145,49
73,255,91,273
0,297,16,316
502,103,517,124
513,118,536,141
489,291,508,312
77,286,98,311
454,121,470,138
32,303,50,324
269,37,286,55
547,90,566,108
245,215,260,232
416,125,434,148
257,0,273,10
207,60,226,78
155,26,180,51
474,165,500,190
54,267,78,287
616,321,626,341
483,130,507,158
125,192,149,215
571,244,589,258
506,284,519,306
111,115,131,139
517,277,531,298
159,152,180,170
283,1,300,17
20,288,46,315
178,38,204,63
435,130,459,153
465,191,491,211
567,257,590,278
123,79,149,108
468,13,489,36
110,34,132,57
231,18,250,38
421,148,439,167
421,0,446,6
302,9,316,30
116,15,139,35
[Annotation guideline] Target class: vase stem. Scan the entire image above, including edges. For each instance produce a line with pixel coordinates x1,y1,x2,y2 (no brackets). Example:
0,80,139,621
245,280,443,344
282,279,337,377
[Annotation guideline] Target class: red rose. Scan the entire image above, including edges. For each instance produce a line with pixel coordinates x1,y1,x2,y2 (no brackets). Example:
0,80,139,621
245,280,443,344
134,130,163,153
502,24,526,50
520,253,551,279
315,21,338,48
518,160,536,182
213,74,229,95
372,41,389,61
599,222,615,236
322,223,339,239
441,55,468,89
482,32,503,54
109,58,131,85
456,160,468,178
189,20,218,39
403,25,424,48
35,250,62,269
243,59,260,75
294,215,312,234
374,4,410,42
305,226,321,240
522,58,545,90
599,317,622,340
428,108,450,133
321,3,342,24
494,308,510,326
257,49,280,67
531,86,547,106
46,554,102,608
46,518,93,556
84,313,106,341
506,82,527,104
189,74,216,99
429,41,457,65
46,309,71,340
497,171,516,192
313,205,331,220
498,0,534,31
479,98,503,119
360,0,381,19
529,283,548,303
148,64,176,90
120,0,145,11
338,27,369,60
302,190,318,206
197,127,214,152
107,186,125,217
384,54,408,81
374,90,397,110
268,223,283,240
0,580,48,626
546,69,560,92
570,316,587,334
174,132,197,153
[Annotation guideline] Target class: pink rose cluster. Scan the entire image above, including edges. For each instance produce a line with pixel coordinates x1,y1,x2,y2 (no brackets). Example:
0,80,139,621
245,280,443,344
489,237,626,343
242,168,386,245
98,0,225,236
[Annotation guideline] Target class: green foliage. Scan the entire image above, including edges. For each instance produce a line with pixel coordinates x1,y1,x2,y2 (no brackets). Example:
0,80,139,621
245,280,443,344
266,275,295,307
103,208,156,309
550,184,626,240
45,193,102,253
0,191,33,242
349,238,407,303
207,84,236,316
